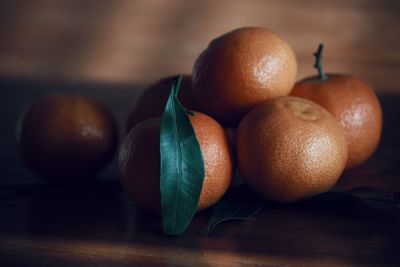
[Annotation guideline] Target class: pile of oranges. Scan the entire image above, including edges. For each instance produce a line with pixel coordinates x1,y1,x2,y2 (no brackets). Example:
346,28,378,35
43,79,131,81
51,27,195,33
120,27,382,213
18,27,382,215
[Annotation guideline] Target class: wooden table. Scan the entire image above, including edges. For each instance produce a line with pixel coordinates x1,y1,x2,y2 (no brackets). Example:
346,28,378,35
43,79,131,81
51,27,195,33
0,78,399,266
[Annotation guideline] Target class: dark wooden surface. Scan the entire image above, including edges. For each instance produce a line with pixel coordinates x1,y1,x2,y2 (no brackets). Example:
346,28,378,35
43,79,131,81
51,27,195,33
0,78,399,267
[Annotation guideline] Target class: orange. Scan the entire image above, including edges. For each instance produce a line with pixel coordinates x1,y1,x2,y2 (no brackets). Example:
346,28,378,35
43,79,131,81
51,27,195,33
192,27,297,126
126,75,196,131
17,94,118,180
291,74,382,169
237,96,348,203
118,112,234,215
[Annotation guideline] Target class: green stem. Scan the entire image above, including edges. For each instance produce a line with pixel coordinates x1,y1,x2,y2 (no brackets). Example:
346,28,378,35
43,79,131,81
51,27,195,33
172,75,183,98
173,75,194,116
314,43,328,81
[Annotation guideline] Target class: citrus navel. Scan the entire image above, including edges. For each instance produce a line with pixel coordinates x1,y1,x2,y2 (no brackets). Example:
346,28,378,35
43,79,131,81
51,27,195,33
237,96,348,203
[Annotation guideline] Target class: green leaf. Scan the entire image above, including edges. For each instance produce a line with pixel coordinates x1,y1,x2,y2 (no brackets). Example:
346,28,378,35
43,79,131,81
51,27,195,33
206,184,400,236
160,75,205,236
207,185,268,235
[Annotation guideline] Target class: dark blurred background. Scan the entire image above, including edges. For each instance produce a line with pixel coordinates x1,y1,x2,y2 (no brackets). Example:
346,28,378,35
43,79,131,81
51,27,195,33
0,0,399,91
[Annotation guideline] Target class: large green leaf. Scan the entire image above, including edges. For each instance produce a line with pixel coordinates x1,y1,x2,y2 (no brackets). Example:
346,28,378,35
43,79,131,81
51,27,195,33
160,75,205,236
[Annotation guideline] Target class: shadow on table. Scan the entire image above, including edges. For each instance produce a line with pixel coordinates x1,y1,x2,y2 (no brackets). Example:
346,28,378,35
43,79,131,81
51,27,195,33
0,180,125,237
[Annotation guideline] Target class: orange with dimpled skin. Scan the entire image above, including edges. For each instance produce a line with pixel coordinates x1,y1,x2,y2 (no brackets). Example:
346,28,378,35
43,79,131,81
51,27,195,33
119,112,234,215
291,44,382,169
192,27,297,126
237,96,348,203
17,94,118,180
126,75,196,131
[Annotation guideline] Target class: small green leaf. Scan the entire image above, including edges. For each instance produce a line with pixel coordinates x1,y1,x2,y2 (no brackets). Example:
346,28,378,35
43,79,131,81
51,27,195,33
207,185,268,235
207,185,400,235
160,75,205,236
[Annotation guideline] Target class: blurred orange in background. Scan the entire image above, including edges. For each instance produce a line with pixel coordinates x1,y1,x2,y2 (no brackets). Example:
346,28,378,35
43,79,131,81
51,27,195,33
0,0,399,92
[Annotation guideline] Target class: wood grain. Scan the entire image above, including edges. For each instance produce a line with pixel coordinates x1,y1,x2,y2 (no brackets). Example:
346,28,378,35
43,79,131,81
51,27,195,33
0,0,400,91
0,78,399,266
